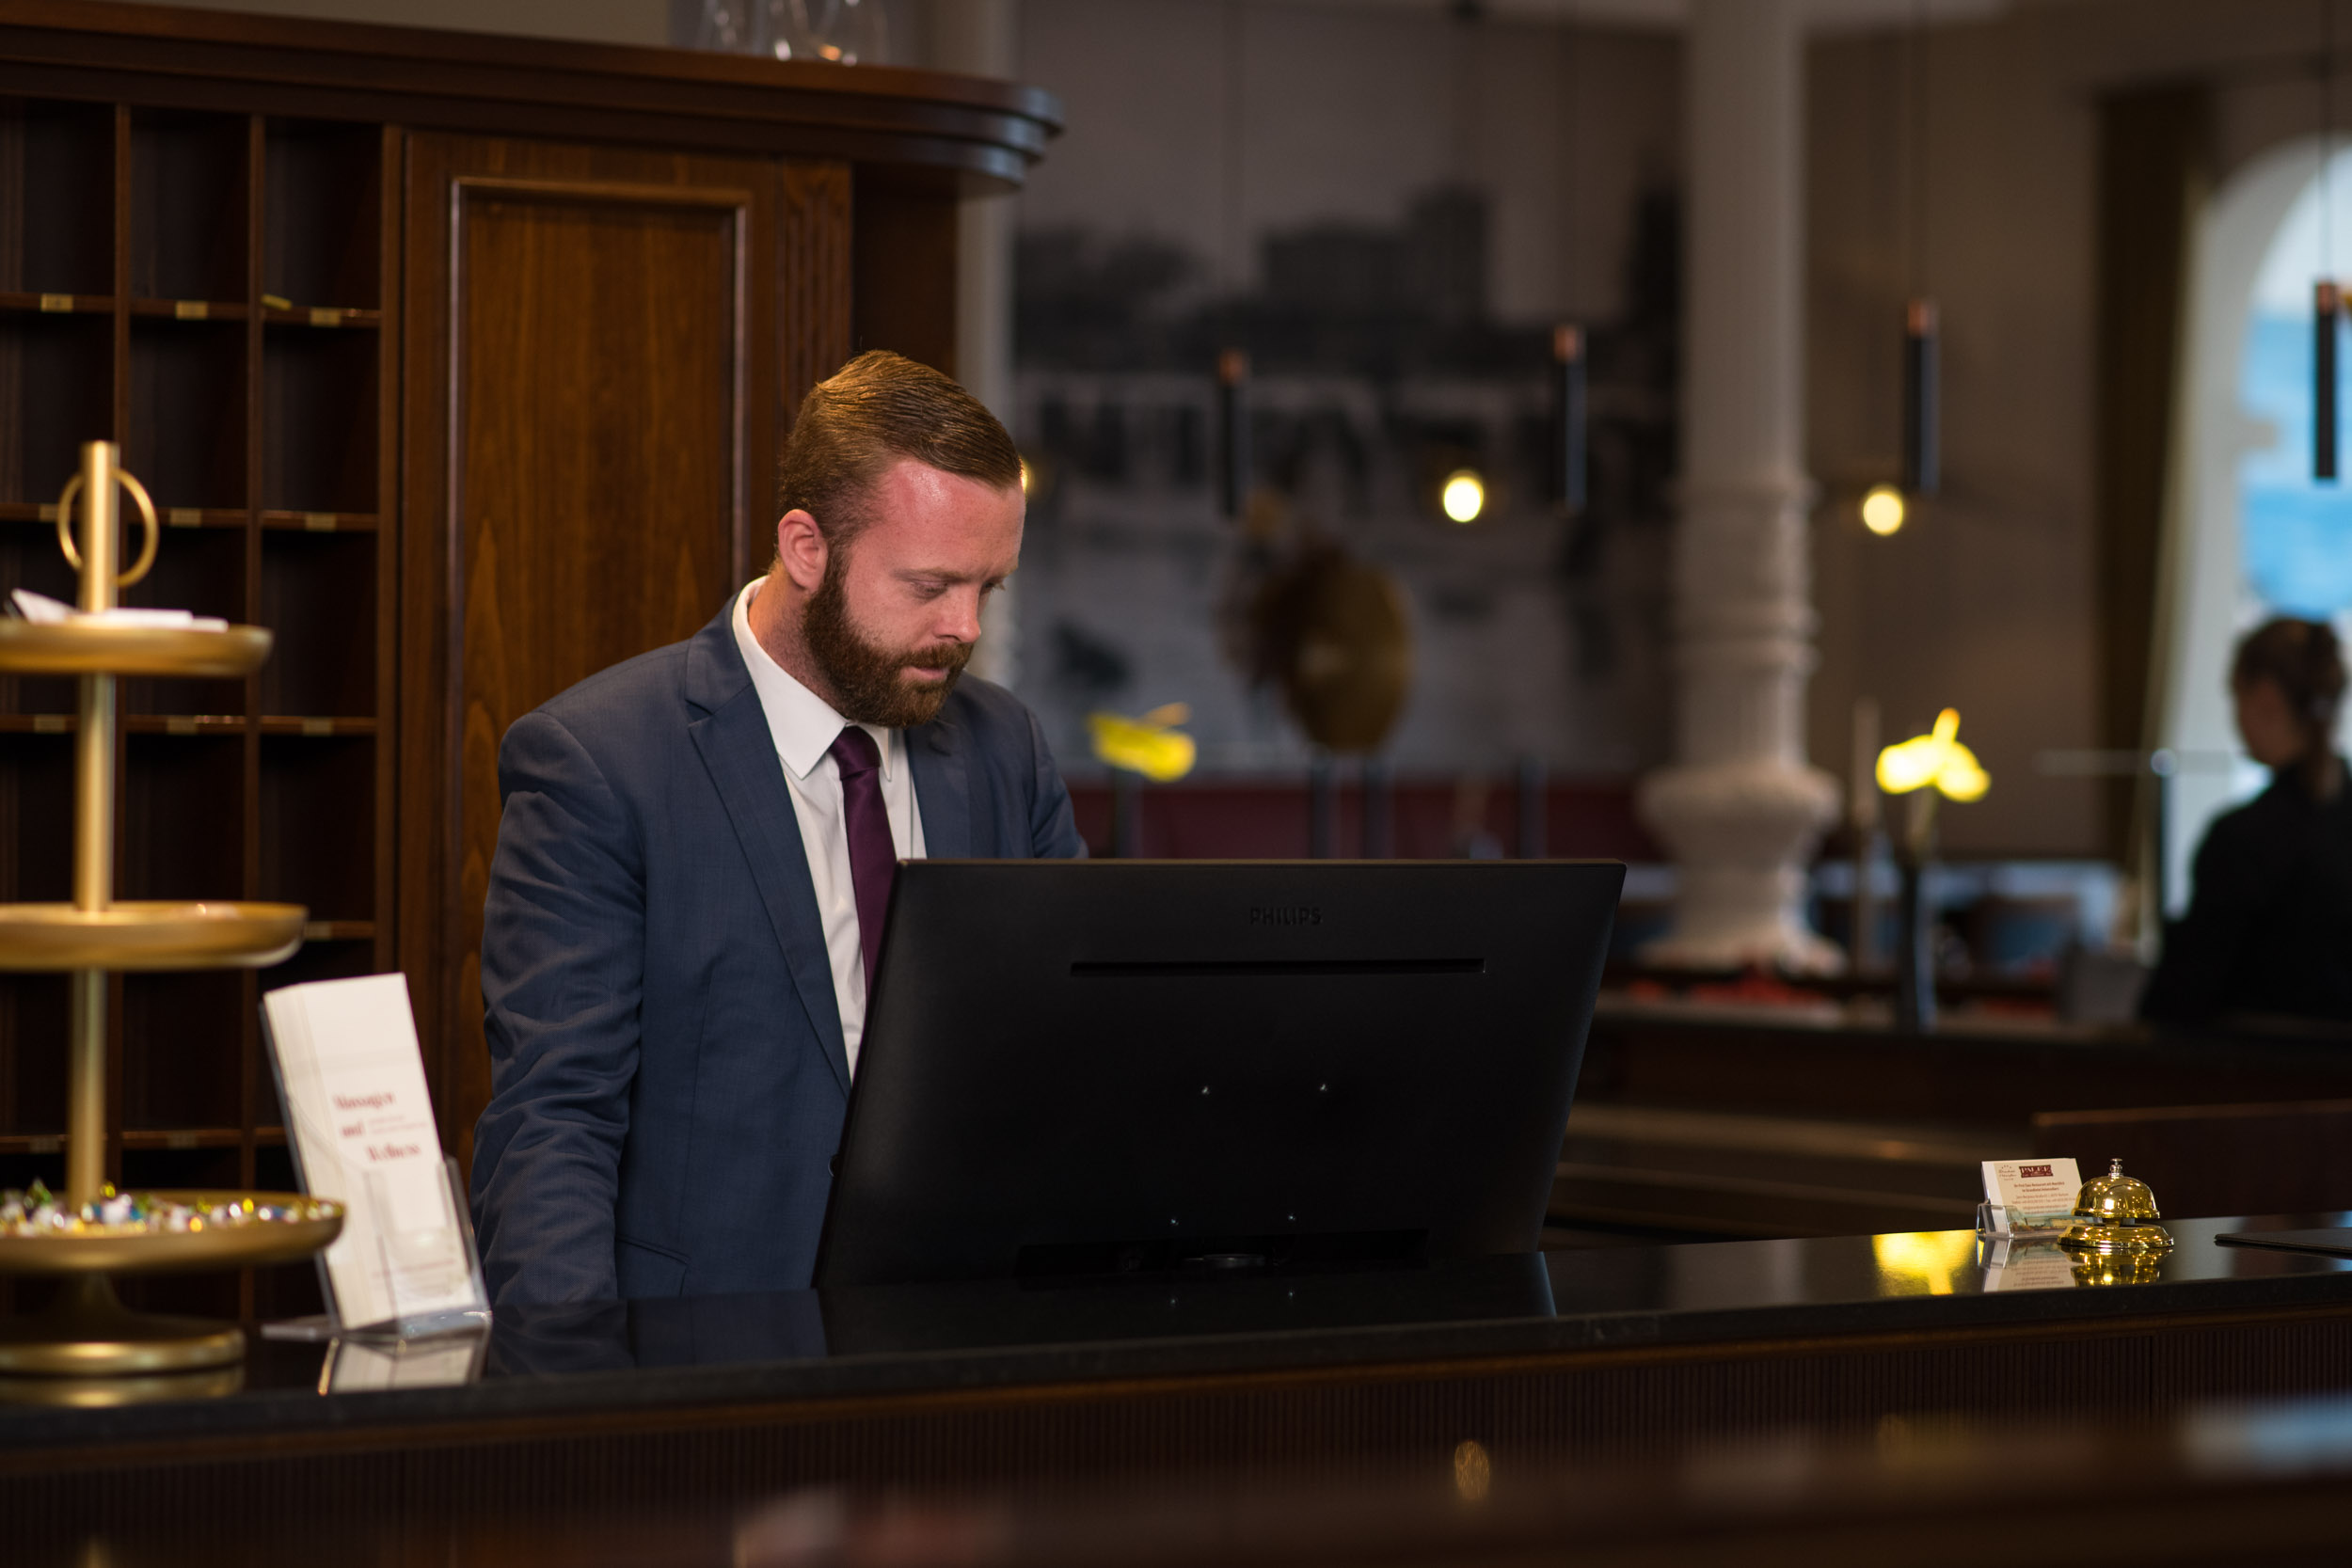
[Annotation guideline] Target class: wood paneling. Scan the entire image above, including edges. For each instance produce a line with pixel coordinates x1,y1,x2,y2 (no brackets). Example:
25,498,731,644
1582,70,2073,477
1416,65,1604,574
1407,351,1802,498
778,160,851,443
852,184,959,377
403,135,797,1167
455,179,746,685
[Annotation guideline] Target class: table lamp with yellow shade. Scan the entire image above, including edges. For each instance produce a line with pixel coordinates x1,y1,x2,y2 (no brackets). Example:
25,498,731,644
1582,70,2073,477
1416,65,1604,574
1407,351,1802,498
1089,703,1197,857
1874,708,1990,1033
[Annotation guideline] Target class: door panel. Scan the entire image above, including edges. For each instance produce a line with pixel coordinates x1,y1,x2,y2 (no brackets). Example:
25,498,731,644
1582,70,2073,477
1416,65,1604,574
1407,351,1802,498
455,179,742,711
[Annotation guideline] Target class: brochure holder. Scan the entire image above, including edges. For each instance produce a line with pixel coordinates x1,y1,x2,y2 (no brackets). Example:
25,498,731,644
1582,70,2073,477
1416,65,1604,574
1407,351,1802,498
361,1155,491,1332
1975,1201,2073,1241
259,975,493,1343
263,1156,491,1343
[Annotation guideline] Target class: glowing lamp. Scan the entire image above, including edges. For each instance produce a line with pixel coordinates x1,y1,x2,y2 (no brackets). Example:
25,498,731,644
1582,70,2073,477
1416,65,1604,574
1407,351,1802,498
1861,483,1906,536
1875,707,1990,802
1088,702,1197,783
1440,468,1486,525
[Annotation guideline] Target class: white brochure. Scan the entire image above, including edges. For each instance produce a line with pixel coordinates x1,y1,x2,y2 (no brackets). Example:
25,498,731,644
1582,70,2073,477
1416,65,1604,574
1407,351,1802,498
1980,1157,2083,1235
262,974,488,1334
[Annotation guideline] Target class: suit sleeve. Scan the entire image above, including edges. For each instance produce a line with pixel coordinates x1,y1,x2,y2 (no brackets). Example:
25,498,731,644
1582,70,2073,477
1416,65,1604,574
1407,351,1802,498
471,708,646,1307
1025,705,1087,860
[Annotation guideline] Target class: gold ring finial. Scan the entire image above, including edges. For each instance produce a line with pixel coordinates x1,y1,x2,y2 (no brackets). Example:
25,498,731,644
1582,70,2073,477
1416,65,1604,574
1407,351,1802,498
52,464,161,588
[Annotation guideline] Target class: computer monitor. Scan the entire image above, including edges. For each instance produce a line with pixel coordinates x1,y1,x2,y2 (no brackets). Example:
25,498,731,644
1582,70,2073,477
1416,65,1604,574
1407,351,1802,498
813,860,1623,1289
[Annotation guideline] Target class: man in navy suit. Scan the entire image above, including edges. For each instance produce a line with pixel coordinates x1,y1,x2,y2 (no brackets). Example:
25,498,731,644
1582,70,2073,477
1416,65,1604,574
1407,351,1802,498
472,352,1084,1307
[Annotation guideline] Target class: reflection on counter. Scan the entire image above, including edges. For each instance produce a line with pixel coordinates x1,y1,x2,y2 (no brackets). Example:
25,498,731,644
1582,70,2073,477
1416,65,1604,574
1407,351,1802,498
0,1363,245,1409
3,1219,2348,1420
320,1325,489,1394
1979,1238,2079,1292
2071,1253,2169,1289
486,1254,1563,1377
1871,1230,1979,1294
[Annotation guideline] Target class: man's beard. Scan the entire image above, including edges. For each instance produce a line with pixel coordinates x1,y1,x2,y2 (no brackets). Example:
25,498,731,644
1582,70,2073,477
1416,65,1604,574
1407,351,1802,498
801,559,973,728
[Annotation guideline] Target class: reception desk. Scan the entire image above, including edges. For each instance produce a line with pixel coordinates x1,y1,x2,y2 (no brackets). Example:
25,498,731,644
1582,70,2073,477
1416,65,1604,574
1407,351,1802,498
10,1218,2352,1559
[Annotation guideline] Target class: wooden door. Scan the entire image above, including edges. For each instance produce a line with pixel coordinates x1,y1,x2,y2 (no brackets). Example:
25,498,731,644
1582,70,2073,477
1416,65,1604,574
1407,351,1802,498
399,134,849,1170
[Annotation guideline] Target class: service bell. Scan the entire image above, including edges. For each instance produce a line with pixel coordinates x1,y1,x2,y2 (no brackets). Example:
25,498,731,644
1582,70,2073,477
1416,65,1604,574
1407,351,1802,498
2058,1158,2173,1259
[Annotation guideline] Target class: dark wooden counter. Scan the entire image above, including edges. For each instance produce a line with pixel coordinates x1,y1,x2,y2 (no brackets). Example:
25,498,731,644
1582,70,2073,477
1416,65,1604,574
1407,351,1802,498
10,1217,2352,1556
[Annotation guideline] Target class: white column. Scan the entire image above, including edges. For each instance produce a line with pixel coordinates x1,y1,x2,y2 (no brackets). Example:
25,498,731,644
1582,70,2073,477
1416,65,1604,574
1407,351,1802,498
1635,0,1841,971
931,0,1025,689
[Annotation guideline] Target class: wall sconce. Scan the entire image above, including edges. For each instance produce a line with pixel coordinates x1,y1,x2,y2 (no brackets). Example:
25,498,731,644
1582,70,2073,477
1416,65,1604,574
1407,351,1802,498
1441,468,1486,525
1861,483,1907,536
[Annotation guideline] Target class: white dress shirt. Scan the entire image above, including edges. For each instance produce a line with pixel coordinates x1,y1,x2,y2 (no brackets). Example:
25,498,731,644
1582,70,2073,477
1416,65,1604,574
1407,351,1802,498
731,578,926,1075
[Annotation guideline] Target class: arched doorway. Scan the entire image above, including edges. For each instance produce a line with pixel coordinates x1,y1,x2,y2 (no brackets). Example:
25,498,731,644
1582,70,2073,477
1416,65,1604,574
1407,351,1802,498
2160,136,2352,914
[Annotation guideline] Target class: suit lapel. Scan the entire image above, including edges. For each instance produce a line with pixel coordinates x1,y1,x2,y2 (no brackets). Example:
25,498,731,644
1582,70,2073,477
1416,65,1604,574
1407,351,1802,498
684,613,852,1097
908,706,974,858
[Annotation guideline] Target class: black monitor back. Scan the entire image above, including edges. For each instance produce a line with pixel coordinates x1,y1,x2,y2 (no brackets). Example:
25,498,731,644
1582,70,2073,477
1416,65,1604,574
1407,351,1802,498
813,860,1623,1289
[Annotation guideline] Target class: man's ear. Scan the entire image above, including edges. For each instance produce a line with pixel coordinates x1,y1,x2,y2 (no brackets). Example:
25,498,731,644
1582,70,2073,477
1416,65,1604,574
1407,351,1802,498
775,509,828,594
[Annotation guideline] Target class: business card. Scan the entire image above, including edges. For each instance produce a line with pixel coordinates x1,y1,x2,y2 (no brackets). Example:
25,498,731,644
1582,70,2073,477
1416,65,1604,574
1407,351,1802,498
1981,1158,2083,1233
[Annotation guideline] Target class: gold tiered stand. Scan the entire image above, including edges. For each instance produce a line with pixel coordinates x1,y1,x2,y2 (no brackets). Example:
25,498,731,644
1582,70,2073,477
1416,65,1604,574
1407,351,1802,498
0,442,342,1389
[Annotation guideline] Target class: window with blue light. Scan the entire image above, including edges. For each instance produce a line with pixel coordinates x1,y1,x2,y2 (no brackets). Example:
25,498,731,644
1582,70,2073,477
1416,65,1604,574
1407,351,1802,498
2241,166,2352,622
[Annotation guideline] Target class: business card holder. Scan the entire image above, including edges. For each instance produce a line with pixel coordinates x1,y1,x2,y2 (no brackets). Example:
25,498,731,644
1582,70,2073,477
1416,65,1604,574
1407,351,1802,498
1974,1201,2073,1240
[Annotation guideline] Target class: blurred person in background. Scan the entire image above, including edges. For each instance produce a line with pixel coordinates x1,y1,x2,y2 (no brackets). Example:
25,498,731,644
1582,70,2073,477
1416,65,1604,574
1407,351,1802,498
2142,617,2352,1027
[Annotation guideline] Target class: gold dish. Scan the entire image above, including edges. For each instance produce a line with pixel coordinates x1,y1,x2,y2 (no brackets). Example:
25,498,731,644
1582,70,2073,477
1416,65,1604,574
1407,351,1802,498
0,900,306,970
0,1191,343,1275
0,1361,246,1405
0,1276,249,1376
0,618,271,678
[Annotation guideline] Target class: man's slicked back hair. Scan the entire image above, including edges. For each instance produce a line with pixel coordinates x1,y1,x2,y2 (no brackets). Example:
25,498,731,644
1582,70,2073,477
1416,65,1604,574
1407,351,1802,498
776,351,1021,551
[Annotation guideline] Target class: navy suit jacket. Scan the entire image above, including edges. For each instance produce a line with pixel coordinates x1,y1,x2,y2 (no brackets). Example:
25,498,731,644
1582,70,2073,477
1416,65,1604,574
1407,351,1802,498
471,602,1084,1307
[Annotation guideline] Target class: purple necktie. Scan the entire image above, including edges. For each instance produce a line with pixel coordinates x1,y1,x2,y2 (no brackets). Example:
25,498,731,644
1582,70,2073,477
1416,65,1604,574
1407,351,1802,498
828,725,898,989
